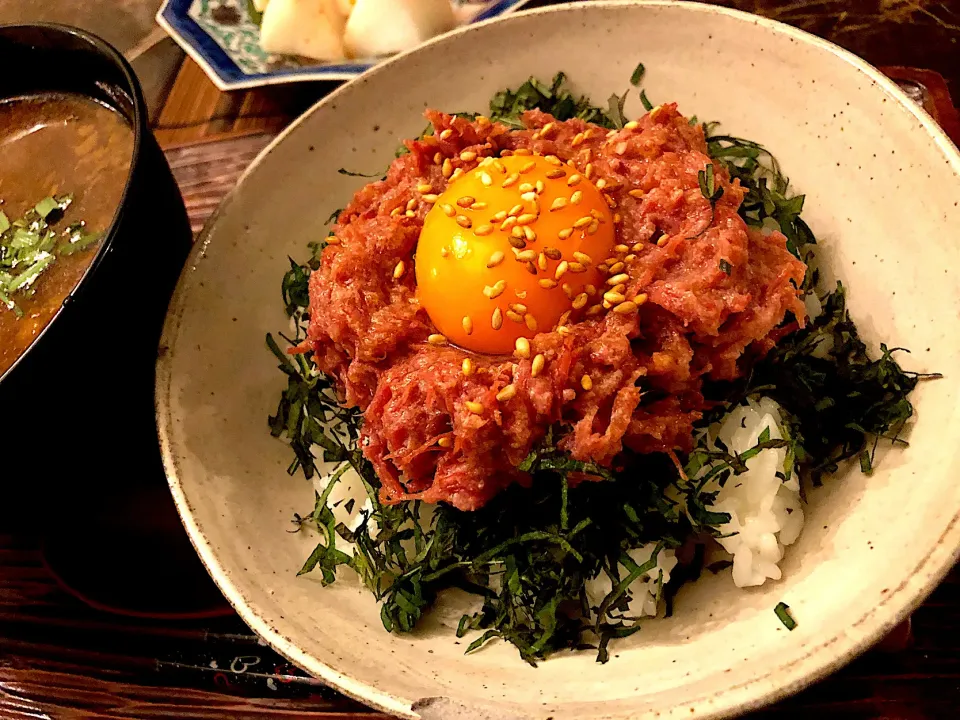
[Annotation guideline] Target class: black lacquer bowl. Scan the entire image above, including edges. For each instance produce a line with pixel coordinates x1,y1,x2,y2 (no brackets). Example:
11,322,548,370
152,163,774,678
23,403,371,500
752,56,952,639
0,24,226,616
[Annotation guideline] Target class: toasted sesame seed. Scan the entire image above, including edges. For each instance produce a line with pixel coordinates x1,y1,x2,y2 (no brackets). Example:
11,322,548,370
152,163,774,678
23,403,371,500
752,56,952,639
604,291,626,304
558,228,574,240
615,142,628,155
550,197,568,212
572,293,588,309
519,160,537,175
456,215,472,229
568,262,587,273
406,196,418,210
502,173,520,188
496,384,517,402
428,333,447,345
508,235,527,249
471,202,488,211
606,129,617,139
462,357,475,376
516,249,536,262
441,204,455,217
405,209,416,217
608,261,625,274
566,174,581,187
595,178,607,190
477,115,491,126
570,190,584,206
531,130,541,140
546,169,566,180
543,247,562,260
516,213,538,226
523,226,537,242
480,172,493,186
544,155,562,166
438,436,452,447
535,180,545,194
657,234,670,247
587,221,600,235
511,226,525,240
509,302,528,314
492,307,503,329
573,251,592,265
607,273,630,286
583,128,594,140
390,206,403,217
457,196,475,208
459,150,478,162
501,217,518,232
634,293,648,306
442,158,453,177
514,337,531,359
422,194,439,203
555,261,569,280
505,204,522,218
529,353,545,377
557,325,572,336
572,132,585,147
561,283,574,298
584,284,597,296
540,122,555,137
484,280,507,298
614,300,639,314
492,210,508,222
521,191,538,203
465,400,484,414
462,316,474,335
450,168,464,182
506,310,524,323
525,314,538,331
473,224,493,238
514,148,533,156
610,283,625,294
581,374,593,390
393,260,406,279
494,159,506,173
433,152,443,164
625,120,640,130
628,189,646,199
625,253,636,262
518,182,535,194
417,183,432,193
573,216,594,229
440,129,454,140
525,261,538,275
487,250,505,267
586,304,604,317
537,252,548,271
558,310,571,326
539,278,558,289
584,163,594,179
632,242,645,252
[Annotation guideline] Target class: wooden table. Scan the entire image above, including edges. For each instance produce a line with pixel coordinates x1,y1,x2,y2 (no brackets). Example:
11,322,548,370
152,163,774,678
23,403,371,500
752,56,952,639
3,2,960,718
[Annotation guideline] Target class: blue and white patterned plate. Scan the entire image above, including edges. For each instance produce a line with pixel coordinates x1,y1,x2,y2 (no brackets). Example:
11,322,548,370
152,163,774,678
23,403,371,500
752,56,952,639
157,0,532,90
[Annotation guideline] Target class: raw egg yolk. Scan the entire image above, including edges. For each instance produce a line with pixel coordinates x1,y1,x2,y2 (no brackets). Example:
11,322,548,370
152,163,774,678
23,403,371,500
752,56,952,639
416,153,615,355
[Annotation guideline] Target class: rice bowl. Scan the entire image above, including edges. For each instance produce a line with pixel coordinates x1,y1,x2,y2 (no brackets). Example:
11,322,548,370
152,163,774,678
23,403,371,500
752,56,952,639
157,3,960,718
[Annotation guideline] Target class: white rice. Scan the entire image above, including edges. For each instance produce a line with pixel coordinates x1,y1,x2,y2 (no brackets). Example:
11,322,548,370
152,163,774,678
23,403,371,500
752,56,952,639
584,543,678,619
700,396,804,588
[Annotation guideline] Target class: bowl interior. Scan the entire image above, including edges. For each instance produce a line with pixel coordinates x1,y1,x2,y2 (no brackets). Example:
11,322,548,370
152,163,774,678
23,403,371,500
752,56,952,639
0,23,145,384
157,3,960,718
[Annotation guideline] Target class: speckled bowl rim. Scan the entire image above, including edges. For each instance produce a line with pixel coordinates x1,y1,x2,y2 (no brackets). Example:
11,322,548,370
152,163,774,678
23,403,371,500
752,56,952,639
156,2,960,717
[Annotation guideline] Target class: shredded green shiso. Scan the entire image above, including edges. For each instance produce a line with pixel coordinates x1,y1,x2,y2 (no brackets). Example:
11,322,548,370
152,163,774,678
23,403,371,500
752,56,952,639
265,70,935,664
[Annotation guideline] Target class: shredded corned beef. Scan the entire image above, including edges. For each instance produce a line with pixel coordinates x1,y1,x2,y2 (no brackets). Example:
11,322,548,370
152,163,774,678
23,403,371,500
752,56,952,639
306,105,806,510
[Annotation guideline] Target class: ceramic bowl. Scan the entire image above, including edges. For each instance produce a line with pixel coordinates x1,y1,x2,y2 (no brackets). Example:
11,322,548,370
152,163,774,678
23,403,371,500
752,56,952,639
156,2,960,718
